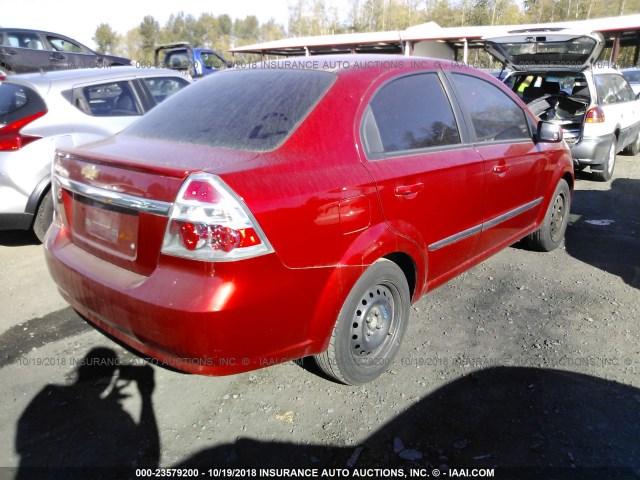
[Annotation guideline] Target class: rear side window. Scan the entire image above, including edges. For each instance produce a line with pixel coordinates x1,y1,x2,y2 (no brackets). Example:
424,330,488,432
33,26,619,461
47,36,83,53
451,73,531,143
142,77,189,104
0,83,46,126
80,81,141,116
364,73,460,155
595,74,635,104
125,69,336,152
2,32,44,50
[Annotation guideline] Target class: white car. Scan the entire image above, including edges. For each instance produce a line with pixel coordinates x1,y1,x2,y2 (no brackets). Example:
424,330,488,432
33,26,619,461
0,67,190,241
484,28,640,181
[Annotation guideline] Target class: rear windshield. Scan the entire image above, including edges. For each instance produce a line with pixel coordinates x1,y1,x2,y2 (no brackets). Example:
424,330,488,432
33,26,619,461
124,69,336,152
0,83,45,127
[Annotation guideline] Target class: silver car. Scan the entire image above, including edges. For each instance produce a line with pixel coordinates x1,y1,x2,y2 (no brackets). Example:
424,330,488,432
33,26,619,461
0,67,190,241
485,29,640,181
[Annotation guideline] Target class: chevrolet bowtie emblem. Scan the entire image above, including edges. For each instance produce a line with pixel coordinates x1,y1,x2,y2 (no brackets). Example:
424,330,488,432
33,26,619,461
81,165,99,181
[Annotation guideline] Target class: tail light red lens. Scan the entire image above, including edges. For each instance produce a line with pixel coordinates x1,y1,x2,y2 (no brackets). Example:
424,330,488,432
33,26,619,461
585,106,605,123
0,110,47,151
162,173,273,262
178,222,206,251
182,180,219,203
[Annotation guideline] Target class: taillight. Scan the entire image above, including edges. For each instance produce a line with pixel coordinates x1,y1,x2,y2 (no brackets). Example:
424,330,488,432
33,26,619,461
161,173,273,261
51,156,69,226
585,106,605,123
0,110,47,151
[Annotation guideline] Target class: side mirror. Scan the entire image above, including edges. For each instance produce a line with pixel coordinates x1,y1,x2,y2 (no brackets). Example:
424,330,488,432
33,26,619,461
537,121,563,143
636,92,640,100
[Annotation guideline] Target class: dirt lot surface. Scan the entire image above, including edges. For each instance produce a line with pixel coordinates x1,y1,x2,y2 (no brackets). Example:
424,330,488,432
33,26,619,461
0,155,638,480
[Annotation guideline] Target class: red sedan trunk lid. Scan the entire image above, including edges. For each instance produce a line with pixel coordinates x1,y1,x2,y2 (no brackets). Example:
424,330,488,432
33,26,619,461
55,135,260,275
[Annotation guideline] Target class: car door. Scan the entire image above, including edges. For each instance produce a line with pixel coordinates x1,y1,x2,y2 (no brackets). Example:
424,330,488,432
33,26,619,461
0,30,51,73
360,71,485,287
448,72,549,253
44,34,98,70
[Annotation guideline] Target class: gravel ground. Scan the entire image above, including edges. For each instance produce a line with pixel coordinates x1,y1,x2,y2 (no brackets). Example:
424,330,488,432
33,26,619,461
0,155,638,480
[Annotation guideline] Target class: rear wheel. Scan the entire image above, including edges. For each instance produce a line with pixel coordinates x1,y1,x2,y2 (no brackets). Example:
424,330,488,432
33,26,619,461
33,190,53,243
315,259,410,385
592,138,616,182
526,179,571,252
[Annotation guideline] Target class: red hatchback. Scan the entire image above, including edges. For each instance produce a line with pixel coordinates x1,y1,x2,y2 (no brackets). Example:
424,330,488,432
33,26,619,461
45,55,573,385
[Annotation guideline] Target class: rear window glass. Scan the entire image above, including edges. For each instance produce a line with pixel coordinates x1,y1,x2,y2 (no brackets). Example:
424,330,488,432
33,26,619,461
0,83,44,126
595,74,635,104
3,32,44,50
366,73,460,155
491,36,597,69
82,81,141,116
451,73,531,142
124,69,336,152
142,77,189,104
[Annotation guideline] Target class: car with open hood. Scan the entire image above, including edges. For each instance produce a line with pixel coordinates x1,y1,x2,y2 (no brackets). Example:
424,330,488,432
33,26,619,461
484,28,640,181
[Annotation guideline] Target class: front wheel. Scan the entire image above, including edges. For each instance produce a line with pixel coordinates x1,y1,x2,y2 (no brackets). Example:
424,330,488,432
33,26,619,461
315,259,410,385
526,179,571,252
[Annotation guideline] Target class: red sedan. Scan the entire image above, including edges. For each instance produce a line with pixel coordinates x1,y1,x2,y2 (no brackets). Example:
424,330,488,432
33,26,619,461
45,55,573,385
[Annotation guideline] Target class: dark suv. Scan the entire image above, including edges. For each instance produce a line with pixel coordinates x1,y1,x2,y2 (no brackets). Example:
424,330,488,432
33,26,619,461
0,28,131,75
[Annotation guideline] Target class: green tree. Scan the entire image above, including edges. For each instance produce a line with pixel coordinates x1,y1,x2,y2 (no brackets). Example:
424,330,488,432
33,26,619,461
138,15,160,63
93,23,119,54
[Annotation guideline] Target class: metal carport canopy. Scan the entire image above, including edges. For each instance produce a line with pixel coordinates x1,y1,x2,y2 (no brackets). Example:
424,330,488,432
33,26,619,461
229,13,640,64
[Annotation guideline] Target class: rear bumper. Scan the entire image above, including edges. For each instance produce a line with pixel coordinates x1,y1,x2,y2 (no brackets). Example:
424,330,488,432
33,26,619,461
570,134,614,166
45,223,342,375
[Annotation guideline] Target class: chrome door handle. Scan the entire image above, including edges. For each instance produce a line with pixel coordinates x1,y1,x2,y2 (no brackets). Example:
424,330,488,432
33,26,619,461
394,182,424,197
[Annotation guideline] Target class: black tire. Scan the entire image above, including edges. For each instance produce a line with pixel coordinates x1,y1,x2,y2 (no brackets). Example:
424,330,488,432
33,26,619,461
33,190,53,243
315,259,410,385
592,138,616,182
623,131,640,156
526,179,571,252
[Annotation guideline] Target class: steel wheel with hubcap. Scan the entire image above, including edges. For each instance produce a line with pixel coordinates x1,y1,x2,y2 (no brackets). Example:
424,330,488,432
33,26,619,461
526,179,571,252
315,259,410,385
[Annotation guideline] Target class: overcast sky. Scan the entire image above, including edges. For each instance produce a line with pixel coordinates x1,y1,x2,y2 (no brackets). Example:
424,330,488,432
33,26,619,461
1,0,345,50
